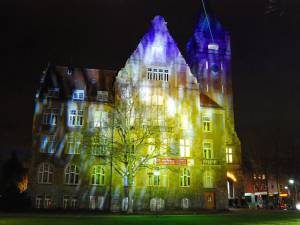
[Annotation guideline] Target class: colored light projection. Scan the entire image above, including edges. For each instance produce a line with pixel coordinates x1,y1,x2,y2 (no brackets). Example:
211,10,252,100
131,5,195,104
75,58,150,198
186,15,231,108
31,15,234,211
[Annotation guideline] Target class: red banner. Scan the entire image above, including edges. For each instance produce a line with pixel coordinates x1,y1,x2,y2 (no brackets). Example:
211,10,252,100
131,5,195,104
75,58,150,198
156,158,187,165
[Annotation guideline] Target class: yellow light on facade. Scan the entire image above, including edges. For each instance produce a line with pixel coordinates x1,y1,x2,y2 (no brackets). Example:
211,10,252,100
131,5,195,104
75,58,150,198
227,172,237,182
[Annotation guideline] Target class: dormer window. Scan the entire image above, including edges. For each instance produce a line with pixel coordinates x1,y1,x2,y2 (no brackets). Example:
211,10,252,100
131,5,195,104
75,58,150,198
147,67,169,81
97,91,109,102
72,90,85,101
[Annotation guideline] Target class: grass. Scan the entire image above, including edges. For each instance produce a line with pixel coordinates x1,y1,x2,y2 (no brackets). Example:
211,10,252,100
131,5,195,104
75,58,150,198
0,210,300,225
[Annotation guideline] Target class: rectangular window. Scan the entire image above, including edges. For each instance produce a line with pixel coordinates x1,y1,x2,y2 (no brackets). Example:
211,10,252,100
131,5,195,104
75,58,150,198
180,139,190,157
148,138,155,155
36,196,43,209
91,135,107,156
226,147,233,163
68,109,84,127
40,135,56,153
203,171,214,188
180,168,191,187
94,110,108,128
147,67,169,81
66,134,81,154
47,88,60,99
160,138,168,156
72,89,85,100
97,91,109,102
202,115,212,132
63,196,69,209
42,109,58,126
203,141,213,159
44,196,52,209
71,198,78,209
148,169,167,187
89,196,96,209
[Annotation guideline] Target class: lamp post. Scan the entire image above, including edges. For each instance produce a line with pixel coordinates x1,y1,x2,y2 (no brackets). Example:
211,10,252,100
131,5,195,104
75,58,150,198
289,179,297,209
154,168,160,216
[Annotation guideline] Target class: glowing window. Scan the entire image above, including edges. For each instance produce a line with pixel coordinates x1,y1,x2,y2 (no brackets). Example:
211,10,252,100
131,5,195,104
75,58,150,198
202,115,212,132
66,134,81,154
42,109,58,126
180,139,190,157
97,91,109,102
180,168,190,187
91,166,105,185
65,164,79,185
147,67,169,81
94,110,108,128
38,163,54,184
226,147,233,163
40,135,55,154
203,170,214,188
203,141,213,159
208,43,219,51
72,89,85,100
68,109,84,127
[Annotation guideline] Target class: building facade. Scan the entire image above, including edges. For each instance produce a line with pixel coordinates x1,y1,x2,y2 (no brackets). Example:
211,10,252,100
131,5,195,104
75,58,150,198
29,15,242,211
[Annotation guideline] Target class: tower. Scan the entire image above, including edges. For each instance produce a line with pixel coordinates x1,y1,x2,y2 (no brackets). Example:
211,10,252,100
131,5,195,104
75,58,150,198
186,10,243,205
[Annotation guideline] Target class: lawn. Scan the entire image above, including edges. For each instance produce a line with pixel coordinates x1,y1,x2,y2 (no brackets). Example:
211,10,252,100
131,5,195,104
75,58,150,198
1,210,300,225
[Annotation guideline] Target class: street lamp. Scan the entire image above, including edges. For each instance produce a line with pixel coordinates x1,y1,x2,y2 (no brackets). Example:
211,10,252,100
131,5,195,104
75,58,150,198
289,179,298,209
154,168,160,216
289,179,295,185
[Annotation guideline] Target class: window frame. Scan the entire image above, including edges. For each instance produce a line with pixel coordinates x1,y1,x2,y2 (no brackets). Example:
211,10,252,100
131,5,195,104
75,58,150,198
65,164,80,185
202,115,212,132
91,165,105,186
180,168,191,187
37,163,54,184
180,139,191,157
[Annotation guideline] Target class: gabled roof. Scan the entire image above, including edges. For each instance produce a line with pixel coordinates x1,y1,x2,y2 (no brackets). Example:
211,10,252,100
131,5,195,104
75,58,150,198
129,15,188,66
200,93,222,109
37,64,117,101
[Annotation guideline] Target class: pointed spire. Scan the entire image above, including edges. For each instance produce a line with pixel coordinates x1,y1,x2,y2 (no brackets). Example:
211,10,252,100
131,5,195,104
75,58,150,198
129,15,187,66
151,15,168,33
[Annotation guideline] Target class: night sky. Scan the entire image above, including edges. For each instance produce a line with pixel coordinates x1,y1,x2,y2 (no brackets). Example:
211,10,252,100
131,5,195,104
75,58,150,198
1,0,300,160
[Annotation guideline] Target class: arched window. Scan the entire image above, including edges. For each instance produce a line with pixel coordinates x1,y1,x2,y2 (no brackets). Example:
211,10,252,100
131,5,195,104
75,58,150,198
180,168,190,187
181,198,190,209
38,163,54,184
65,165,79,185
91,166,105,185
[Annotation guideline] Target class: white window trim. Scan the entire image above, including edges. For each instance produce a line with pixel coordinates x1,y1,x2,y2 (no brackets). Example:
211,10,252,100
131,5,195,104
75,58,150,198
91,166,105,186
65,164,80,185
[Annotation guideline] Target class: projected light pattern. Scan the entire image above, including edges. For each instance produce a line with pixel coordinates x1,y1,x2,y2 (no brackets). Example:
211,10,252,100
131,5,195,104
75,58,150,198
29,14,241,212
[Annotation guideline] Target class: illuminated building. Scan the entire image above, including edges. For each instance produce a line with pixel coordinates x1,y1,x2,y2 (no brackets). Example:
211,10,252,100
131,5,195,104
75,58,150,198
29,15,242,211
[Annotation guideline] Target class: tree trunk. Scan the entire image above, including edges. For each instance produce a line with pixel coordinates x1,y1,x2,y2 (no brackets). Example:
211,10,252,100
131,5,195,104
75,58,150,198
123,174,134,213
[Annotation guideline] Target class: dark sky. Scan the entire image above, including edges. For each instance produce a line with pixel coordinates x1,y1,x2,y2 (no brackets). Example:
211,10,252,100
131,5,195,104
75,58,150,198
1,0,300,159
